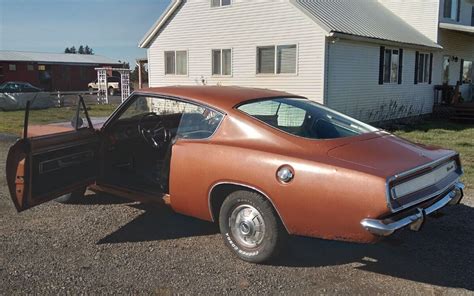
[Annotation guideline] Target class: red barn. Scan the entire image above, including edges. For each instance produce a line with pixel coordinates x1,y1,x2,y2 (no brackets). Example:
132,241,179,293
0,50,122,91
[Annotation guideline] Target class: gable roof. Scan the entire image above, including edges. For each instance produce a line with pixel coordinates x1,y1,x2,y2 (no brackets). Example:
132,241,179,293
290,0,441,49
0,50,121,65
139,0,441,49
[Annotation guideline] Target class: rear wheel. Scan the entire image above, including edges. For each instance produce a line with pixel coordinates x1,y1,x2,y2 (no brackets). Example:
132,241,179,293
88,87,94,95
55,187,87,204
108,87,115,96
219,190,287,263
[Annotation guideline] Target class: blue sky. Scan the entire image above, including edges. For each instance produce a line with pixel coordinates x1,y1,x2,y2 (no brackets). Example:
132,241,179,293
0,0,170,65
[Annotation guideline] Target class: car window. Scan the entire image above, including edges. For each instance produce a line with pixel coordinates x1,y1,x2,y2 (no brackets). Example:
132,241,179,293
118,96,224,139
237,98,377,139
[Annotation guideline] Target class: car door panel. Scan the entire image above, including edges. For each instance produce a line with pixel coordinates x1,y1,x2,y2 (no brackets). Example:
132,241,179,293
6,128,100,212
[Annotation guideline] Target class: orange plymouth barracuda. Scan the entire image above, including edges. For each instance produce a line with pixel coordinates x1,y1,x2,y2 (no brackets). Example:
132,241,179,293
6,86,464,263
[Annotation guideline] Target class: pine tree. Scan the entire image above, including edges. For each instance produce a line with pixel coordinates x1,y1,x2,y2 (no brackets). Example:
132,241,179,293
78,45,85,54
70,46,76,54
64,47,71,53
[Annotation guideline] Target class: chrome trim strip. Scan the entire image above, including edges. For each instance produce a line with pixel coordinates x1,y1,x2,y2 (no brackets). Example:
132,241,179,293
385,152,460,213
207,181,290,233
362,182,464,236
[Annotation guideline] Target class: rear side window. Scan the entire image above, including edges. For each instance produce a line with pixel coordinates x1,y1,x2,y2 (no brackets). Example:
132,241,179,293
237,98,377,140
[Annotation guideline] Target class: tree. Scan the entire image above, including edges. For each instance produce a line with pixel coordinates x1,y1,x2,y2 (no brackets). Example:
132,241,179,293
62,45,94,55
84,46,93,55
130,65,148,83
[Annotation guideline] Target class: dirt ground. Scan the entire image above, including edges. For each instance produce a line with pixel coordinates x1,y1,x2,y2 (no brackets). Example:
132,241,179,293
0,135,473,295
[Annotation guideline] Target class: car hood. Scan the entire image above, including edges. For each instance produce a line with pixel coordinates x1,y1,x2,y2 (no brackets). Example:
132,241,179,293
326,133,455,177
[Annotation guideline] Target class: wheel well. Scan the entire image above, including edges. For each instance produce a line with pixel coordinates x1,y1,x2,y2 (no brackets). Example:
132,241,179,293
209,183,287,232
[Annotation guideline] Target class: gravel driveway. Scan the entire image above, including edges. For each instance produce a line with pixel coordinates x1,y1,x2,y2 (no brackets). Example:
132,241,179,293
0,135,473,295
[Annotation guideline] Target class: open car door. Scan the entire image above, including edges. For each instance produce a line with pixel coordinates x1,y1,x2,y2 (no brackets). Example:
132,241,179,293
6,97,101,212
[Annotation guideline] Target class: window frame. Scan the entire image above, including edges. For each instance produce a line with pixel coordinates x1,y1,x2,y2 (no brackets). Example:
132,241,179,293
383,48,400,84
103,93,227,141
210,0,232,8
417,52,430,84
212,48,233,77
164,50,188,76
9,64,17,71
256,44,298,76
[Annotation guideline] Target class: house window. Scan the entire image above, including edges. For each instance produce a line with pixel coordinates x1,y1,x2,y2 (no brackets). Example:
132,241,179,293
9,64,16,71
462,60,473,84
38,65,46,71
383,49,400,83
442,56,450,83
211,0,231,7
444,0,460,21
27,64,34,71
212,49,232,76
257,44,297,75
417,53,430,83
164,50,188,75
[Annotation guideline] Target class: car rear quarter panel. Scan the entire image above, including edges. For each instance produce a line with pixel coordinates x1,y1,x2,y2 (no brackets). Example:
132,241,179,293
169,115,389,243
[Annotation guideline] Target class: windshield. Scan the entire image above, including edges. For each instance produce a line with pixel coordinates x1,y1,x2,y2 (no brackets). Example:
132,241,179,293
237,98,377,140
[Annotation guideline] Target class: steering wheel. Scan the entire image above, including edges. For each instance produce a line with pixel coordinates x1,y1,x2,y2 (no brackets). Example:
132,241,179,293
138,113,171,149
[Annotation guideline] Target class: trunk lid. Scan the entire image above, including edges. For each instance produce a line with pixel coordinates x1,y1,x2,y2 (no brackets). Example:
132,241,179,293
327,134,455,177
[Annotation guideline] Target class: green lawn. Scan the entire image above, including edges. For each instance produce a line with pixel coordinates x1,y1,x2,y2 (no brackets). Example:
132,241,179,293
393,120,474,189
0,105,118,135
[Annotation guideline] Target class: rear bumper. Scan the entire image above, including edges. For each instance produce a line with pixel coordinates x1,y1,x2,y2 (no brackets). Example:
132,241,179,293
361,182,464,236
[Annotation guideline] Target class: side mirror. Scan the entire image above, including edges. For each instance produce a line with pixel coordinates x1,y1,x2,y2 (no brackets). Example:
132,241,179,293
71,116,84,129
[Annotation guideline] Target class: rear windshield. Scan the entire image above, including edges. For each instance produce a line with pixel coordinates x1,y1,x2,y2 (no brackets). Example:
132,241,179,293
237,98,377,139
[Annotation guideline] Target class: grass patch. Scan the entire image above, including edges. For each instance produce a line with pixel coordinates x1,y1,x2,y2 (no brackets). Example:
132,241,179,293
392,119,474,189
0,105,118,135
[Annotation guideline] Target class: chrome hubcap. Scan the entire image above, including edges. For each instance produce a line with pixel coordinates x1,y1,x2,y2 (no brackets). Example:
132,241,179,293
229,205,265,248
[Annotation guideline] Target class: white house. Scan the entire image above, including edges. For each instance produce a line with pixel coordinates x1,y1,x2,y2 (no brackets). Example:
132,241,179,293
139,0,474,122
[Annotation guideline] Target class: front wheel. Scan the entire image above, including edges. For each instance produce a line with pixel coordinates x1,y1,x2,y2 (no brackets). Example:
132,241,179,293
108,87,115,96
219,190,287,263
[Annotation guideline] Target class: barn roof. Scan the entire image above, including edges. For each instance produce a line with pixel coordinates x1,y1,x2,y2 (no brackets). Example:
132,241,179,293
0,50,122,65
139,0,441,49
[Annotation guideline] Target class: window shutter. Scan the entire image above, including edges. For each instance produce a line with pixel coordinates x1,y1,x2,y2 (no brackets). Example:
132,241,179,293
414,51,419,84
429,53,433,84
379,46,385,85
444,0,451,18
398,48,403,84
460,59,464,85
456,0,461,21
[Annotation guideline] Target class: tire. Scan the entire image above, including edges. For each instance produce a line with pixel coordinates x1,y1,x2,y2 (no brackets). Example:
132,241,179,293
88,87,94,95
108,87,115,96
219,190,287,263
55,187,87,204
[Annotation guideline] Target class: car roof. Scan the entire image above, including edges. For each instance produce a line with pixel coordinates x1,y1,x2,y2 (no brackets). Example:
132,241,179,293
135,86,305,112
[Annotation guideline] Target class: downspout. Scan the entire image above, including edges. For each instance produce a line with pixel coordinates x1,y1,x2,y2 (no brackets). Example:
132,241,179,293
323,33,333,106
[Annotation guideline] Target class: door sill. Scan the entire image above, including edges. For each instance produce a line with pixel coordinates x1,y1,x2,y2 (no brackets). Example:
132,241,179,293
89,183,170,205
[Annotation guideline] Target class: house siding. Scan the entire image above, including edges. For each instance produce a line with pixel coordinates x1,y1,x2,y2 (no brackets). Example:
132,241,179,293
147,0,327,103
378,0,440,42
326,39,436,122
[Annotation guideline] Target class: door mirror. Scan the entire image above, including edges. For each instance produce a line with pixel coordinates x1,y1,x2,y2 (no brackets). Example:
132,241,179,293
71,116,84,129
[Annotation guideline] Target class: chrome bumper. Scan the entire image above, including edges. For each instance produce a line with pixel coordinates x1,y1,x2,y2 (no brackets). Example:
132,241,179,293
361,182,465,236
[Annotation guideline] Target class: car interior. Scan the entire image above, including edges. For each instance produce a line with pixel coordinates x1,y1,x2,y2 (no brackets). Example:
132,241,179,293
100,95,223,195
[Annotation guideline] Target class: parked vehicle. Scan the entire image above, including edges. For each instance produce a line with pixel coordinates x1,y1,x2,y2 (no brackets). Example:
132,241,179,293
0,81,42,93
88,76,120,96
6,86,464,263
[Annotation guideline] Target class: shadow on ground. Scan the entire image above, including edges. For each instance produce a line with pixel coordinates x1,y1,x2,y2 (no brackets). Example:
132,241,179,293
97,195,474,291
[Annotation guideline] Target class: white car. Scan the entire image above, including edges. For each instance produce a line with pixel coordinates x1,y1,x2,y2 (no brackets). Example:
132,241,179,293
88,76,120,96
